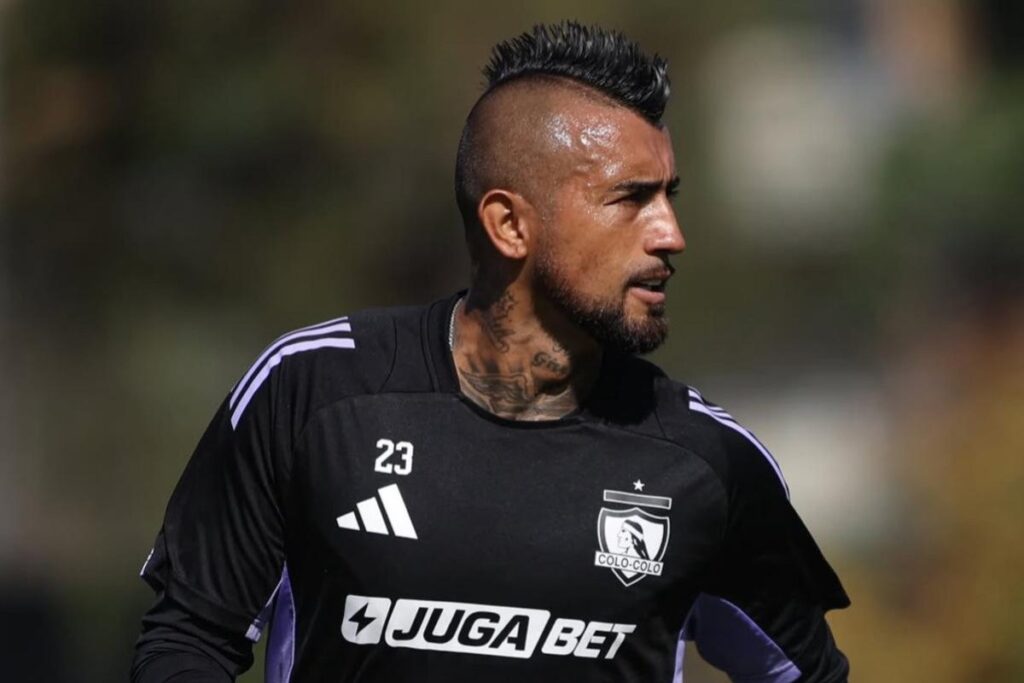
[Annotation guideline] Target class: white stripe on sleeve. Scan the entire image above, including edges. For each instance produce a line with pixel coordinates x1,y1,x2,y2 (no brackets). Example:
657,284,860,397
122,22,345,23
687,390,790,499
230,337,355,428
139,548,154,577
230,320,351,409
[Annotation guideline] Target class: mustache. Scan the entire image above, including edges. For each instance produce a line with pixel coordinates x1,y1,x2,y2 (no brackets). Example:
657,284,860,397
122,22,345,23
627,263,675,284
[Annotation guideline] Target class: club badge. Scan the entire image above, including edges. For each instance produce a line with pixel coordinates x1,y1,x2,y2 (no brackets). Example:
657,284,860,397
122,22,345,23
594,487,671,587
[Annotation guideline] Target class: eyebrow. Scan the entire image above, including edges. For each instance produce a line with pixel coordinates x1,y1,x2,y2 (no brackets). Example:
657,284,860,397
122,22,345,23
610,176,680,195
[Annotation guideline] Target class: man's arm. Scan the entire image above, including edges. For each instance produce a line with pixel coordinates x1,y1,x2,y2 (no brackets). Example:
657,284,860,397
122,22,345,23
132,364,292,681
131,591,254,682
683,592,846,683
684,395,850,682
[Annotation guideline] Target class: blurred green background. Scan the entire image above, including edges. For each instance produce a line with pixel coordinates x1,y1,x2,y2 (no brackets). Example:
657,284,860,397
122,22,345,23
2,0,1022,681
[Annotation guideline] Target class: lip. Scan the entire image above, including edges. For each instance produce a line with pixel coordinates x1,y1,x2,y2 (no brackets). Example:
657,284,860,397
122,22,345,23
626,265,673,306
628,285,667,305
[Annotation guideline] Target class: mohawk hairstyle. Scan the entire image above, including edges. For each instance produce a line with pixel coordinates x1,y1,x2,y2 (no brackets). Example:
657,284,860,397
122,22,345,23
482,21,670,123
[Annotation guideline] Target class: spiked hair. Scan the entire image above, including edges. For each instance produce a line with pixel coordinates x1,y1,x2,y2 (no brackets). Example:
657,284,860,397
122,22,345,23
482,22,670,123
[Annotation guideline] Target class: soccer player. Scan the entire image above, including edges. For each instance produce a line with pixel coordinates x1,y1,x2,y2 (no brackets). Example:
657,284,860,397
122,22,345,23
132,22,850,682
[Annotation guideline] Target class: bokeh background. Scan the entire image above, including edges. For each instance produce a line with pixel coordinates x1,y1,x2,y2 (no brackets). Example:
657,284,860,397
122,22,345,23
2,0,1022,681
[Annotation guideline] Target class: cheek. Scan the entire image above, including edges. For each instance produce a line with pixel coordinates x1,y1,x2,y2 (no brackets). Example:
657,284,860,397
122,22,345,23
573,222,635,282
544,201,631,288
562,244,630,300
550,226,610,277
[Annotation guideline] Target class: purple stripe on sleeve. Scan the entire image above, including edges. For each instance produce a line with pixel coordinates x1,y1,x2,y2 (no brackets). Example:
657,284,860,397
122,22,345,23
672,635,687,683
265,567,296,683
682,594,801,683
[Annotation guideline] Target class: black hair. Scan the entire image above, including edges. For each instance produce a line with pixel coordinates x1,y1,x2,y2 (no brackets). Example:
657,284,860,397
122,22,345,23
483,21,670,123
455,22,670,237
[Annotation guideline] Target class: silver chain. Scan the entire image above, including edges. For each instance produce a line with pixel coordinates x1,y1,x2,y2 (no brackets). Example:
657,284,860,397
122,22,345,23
447,296,463,351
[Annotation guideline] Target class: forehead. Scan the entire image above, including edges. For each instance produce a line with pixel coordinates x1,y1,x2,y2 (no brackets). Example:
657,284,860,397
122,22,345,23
547,98,675,185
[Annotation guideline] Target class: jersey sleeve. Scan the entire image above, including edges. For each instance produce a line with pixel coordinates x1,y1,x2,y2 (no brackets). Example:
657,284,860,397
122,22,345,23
685,411,850,682
134,354,294,678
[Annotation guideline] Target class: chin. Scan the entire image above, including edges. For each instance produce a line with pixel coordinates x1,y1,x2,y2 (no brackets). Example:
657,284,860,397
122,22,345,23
624,297,666,322
606,307,668,355
534,260,669,354
622,319,669,355
645,303,667,318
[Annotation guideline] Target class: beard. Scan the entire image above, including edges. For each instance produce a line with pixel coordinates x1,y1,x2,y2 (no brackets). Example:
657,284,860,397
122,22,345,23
534,253,669,355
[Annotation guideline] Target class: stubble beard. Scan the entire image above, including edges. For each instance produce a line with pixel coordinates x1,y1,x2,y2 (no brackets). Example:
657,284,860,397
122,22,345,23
534,252,669,355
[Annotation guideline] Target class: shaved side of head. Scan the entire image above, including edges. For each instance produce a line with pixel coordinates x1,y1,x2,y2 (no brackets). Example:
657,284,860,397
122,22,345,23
455,76,620,253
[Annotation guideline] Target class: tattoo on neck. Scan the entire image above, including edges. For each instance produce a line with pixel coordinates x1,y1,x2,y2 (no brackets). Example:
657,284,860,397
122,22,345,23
481,291,516,353
459,368,578,420
532,351,570,376
460,369,529,414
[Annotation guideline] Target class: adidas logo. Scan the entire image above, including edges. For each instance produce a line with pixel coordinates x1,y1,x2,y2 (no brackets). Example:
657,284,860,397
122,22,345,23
336,484,417,539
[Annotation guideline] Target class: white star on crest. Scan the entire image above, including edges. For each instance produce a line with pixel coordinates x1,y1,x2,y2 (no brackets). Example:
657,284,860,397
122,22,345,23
633,479,645,492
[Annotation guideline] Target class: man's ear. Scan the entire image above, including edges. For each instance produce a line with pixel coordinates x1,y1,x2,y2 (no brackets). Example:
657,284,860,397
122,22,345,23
477,189,536,260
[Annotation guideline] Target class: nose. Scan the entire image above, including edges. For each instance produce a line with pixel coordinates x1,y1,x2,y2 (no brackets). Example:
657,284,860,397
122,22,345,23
644,202,685,256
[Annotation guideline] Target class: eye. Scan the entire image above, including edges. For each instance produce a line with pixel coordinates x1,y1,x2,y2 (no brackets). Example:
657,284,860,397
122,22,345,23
612,188,656,206
605,180,679,206
666,180,681,200
606,194,635,207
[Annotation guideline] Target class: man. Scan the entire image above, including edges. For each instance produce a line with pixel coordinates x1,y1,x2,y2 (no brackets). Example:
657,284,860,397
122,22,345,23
132,22,850,682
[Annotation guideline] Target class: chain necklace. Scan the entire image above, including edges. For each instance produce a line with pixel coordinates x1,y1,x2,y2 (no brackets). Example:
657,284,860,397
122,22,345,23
447,296,464,351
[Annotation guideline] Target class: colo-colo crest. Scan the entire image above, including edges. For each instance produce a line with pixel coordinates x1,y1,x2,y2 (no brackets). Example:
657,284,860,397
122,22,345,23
594,489,671,587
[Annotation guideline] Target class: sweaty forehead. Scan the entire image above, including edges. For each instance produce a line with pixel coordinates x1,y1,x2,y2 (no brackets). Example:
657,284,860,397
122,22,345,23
470,78,672,201
479,78,623,147
549,102,672,181
503,82,658,149
546,110,621,153
577,108,669,154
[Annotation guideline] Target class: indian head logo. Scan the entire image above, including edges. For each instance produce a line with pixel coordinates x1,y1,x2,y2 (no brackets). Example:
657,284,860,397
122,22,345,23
594,487,671,587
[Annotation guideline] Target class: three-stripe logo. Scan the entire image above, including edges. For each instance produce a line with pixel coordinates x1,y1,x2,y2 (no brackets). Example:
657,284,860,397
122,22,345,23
337,484,418,540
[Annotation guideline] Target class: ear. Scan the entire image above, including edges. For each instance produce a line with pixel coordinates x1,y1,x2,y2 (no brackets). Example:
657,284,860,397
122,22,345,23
477,189,535,260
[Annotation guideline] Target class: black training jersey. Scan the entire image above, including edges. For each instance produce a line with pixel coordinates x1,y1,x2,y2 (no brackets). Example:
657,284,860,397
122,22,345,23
134,293,850,683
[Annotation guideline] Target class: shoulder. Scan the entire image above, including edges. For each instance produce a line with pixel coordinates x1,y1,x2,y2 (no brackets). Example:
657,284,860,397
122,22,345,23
228,303,432,430
652,377,791,501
